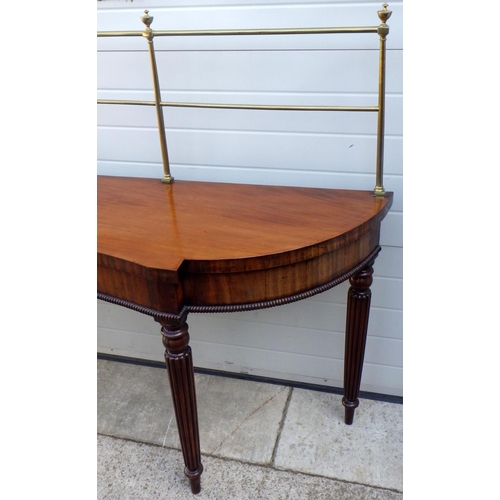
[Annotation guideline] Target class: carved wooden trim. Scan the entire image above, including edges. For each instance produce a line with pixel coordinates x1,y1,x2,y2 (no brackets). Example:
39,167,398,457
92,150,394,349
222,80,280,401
96,293,189,325
342,262,375,424
98,246,381,318
158,319,203,494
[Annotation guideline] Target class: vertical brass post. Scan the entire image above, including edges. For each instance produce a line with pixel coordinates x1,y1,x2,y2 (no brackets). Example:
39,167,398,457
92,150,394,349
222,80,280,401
141,10,174,184
374,3,392,197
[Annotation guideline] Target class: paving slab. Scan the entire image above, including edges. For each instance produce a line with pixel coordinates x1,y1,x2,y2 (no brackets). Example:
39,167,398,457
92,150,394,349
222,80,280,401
193,373,290,464
97,359,290,464
98,434,403,500
98,359,171,446
274,388,403,491
98,359,403,493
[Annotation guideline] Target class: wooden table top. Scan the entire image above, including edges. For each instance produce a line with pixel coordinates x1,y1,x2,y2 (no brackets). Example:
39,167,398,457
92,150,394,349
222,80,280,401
98,176,392,273
97,176,392,311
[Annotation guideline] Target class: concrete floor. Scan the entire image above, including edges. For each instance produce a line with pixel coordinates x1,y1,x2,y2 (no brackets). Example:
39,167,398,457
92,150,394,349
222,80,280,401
97,359,402,499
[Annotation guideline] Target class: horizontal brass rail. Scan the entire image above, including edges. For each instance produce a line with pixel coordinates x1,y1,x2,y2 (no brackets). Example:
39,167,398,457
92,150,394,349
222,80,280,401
97,4,392,193
97,99,379,112
97,26,379,38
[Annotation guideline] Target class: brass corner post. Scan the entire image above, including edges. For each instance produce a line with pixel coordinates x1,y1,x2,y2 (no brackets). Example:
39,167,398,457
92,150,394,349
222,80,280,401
374,3,392,197
141,10,174,184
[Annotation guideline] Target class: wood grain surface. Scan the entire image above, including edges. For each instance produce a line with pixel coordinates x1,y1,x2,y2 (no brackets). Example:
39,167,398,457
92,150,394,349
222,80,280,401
97,176,392,311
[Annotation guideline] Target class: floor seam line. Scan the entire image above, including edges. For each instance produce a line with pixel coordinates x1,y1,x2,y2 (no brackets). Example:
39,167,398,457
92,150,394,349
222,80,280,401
98,433,402,494
270,386,293,466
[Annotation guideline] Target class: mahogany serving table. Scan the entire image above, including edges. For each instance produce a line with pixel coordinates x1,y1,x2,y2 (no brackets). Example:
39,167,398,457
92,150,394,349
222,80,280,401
97,175,393,494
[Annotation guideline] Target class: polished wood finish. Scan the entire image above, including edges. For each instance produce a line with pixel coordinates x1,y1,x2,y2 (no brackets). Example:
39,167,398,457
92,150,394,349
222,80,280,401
98,176,392,310
342,263,375,425
97,175,393,493
158,318,203,494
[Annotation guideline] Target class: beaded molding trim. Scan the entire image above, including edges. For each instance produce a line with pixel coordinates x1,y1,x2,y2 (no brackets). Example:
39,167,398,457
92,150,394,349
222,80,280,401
97,246,381,323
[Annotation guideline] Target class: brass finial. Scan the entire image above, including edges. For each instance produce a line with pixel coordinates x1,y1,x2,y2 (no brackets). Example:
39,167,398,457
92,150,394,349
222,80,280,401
378,4,392,24
141,10,154,41
141,10,154,29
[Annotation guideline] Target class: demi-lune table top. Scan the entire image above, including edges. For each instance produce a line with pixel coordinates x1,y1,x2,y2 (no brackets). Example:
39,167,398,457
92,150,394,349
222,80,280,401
97,175,392,313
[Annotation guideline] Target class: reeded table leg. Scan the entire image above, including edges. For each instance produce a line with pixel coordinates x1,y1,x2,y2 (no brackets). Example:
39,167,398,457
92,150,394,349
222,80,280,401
157,318,203,494
342,263,374,425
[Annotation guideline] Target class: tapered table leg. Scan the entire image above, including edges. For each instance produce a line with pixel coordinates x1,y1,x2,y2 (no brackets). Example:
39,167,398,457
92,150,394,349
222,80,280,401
342,264,374,425
157,318,203,494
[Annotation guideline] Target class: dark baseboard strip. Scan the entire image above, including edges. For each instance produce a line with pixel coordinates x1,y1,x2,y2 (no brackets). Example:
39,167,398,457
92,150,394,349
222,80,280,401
97,353,402,405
